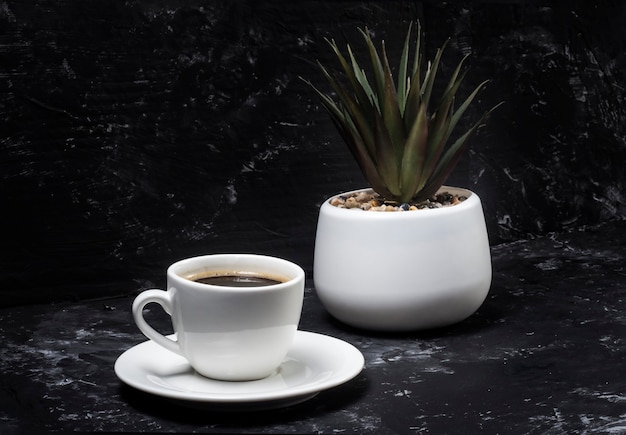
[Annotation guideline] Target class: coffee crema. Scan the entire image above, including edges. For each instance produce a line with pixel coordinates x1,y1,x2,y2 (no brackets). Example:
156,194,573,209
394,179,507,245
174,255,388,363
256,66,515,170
186,272,288,287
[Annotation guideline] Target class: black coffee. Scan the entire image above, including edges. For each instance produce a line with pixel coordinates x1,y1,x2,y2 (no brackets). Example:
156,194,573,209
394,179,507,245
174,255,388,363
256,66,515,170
192,274,284,287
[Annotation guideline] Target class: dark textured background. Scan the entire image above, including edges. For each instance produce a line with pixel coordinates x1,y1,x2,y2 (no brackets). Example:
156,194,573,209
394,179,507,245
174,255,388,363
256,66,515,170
2,1,625,306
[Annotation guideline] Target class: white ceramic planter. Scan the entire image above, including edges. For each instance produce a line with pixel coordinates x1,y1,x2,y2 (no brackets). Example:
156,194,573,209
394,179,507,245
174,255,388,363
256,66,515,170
313,186,492,331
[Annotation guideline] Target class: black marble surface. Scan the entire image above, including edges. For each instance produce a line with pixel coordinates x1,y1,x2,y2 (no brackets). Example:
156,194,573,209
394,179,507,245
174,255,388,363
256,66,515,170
2,1,626,433
2,1,626,305
1,220,625,433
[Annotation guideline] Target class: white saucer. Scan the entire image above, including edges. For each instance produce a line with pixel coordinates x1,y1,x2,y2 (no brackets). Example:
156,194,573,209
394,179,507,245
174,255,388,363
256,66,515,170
114,331,365,410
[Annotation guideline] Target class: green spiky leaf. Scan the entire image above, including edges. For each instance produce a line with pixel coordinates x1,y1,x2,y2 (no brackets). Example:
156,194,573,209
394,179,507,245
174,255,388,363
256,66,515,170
302,22,501,205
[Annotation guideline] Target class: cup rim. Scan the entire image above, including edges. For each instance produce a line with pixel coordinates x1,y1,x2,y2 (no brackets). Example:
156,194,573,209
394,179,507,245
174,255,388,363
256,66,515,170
166,254,305,291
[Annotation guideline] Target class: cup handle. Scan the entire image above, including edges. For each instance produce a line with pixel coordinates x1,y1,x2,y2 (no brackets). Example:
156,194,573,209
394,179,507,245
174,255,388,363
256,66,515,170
132,289,183,356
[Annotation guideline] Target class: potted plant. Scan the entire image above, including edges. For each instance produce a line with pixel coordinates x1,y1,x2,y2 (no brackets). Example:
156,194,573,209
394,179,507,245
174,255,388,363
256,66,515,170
303,23,501,331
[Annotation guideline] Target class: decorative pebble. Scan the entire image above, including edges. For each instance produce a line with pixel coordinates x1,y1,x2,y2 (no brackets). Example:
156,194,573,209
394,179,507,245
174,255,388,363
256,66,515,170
355,191,370,202
330,197,343,207
345,197,359,208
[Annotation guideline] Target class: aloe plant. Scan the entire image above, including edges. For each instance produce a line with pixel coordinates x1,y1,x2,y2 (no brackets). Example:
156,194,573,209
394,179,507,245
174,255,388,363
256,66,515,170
304,22,501,204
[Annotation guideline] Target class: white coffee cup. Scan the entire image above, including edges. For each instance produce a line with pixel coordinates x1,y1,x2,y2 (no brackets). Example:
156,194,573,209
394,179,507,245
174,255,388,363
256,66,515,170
132,254,305,381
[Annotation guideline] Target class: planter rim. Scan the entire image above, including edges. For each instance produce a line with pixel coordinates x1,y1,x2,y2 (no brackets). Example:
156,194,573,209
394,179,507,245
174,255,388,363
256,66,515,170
320,185,480,220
